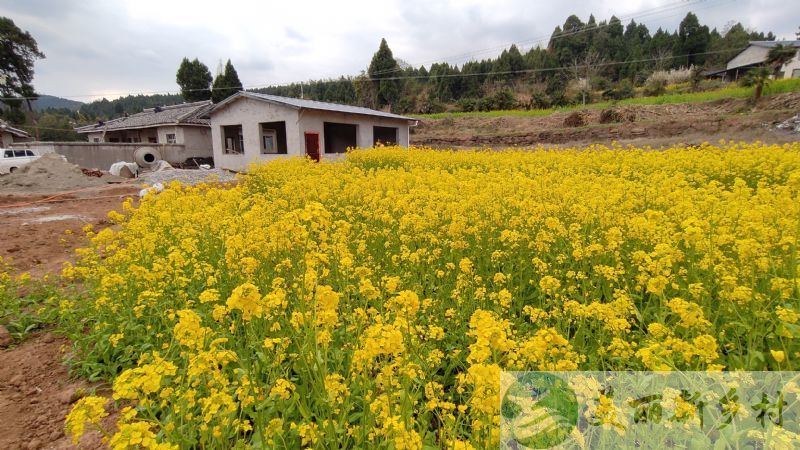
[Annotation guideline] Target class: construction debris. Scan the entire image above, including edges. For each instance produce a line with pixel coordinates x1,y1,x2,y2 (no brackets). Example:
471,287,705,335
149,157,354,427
775,114,800,133
80,168,104,178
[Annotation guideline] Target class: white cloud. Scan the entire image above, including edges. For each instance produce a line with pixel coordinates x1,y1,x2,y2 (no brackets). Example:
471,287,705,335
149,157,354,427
0,0,797,101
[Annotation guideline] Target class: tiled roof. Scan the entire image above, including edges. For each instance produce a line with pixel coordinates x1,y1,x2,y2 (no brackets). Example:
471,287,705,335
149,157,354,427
75,100,213,133
212,92,416,122
0,119,31,138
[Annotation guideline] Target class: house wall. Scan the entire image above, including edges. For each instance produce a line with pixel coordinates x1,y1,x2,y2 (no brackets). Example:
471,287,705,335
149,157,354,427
298,110,410,155
210,98,302,172
781,50,800,78
1,131,14,147
11,142,207,169
1,131,33,147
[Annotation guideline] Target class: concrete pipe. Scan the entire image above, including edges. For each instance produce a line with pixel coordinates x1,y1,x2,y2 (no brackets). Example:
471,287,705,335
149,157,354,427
133,147,162,168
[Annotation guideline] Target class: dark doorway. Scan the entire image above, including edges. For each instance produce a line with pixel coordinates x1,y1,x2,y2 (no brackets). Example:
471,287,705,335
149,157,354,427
305,132,320,162
323,122,357,154
373,126,398,146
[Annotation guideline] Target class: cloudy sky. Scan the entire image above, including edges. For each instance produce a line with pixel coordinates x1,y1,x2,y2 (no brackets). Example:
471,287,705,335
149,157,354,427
1,0,797,102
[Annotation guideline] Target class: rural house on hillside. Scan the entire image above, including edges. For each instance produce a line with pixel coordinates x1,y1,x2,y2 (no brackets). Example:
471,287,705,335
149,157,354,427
0,119,32,147
715,40,800,81
209,92,416,171
74,101,214,150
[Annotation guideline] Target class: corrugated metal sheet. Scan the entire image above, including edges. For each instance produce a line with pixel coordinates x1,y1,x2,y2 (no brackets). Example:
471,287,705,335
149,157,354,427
228,92,416,122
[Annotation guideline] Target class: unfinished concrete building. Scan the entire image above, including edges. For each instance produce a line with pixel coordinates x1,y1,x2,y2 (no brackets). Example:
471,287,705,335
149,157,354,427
208,92,416,171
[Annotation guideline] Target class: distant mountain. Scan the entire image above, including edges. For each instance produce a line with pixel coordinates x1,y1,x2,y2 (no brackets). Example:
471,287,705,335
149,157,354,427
32,95,84,112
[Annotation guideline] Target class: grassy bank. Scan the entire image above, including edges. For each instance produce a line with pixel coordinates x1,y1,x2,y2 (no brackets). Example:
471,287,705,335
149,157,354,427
420,78,800,119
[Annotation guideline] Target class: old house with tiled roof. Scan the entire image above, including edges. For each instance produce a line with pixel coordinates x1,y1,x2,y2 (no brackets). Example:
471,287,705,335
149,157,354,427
74,101,213,151
0,119,33,147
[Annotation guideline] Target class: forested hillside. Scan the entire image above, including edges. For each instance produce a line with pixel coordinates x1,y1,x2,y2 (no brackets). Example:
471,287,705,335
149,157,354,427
256,13,776,113
61,12,783,121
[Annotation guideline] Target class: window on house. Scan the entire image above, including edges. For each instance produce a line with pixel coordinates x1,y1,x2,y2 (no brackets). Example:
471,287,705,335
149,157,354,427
260,121,288,154
166,133,177,144
324,122,357,154
222,125,244,154
373,126,398,146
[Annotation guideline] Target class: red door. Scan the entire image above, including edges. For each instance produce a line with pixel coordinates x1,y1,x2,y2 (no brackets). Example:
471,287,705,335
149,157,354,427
304,132,320,162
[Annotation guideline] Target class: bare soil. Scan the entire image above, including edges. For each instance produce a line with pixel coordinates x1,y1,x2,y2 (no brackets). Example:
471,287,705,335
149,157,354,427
0,332,111,450
411,92,800,148
0,185,138,449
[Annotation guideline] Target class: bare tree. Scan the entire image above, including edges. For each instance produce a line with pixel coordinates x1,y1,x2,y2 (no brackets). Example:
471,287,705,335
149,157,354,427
571,50,605,105
653,48,673,71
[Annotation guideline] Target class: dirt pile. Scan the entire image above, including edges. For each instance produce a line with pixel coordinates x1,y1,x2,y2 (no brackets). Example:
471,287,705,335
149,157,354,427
563,111,586,127
0,153,121,195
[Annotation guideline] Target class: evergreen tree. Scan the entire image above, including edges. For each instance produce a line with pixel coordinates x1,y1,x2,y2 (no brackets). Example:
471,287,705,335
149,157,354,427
211,60,243,103
176,58,213,102
678,12,711,66
0,17,45,111
368,38,401,108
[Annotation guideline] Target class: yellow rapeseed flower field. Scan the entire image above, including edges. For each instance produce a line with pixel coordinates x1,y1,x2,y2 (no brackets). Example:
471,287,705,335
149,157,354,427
60,144,800,448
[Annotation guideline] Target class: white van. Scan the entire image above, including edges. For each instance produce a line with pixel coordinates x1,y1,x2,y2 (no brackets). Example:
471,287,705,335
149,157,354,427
0,148,40,174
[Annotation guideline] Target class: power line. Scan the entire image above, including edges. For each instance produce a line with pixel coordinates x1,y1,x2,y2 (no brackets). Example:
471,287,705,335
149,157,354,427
0,0,738,103
367,0,729,77
2,47,744,106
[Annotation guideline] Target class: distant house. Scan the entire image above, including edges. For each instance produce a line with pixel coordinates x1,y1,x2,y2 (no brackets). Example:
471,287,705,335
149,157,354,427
711,40,800,81
75,101,213,150
208,92,416,171
0,119,32,147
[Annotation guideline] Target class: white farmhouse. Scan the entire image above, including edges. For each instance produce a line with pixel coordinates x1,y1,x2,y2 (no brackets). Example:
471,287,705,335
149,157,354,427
719,40,800,81
208,92,416,171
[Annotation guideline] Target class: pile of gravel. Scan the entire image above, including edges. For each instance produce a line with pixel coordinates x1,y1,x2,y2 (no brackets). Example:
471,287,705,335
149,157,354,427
138,168,237,186
0,153,119,194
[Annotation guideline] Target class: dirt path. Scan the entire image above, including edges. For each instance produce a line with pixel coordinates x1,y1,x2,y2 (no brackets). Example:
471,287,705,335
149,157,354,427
0,185,139,449
0,332,107,450
412,93,800,148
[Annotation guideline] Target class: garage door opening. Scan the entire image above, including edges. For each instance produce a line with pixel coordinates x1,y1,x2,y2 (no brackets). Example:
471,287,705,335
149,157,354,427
324,122,357,154
260,121,288,154
373,126,398,146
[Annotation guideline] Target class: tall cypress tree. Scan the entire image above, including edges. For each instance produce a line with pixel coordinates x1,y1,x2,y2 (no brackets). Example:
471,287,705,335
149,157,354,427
211,59,243,103
368,39,401,108
176,58,212,102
